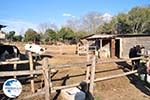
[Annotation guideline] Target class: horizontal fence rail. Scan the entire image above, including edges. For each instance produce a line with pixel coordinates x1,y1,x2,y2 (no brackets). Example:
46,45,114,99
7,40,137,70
51,69,138,92
97,57,143,64
0,49,148,100
0,70,43,77
0,60,29,65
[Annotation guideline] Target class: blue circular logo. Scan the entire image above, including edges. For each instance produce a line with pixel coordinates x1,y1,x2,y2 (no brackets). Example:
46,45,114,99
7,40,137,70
3,79,22,98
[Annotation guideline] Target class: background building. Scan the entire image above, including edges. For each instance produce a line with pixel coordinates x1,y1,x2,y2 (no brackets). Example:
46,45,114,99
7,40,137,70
79,34,150,58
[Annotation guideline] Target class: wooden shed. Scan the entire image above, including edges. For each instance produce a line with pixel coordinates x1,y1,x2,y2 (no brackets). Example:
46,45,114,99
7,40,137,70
79,34,150,58
86,34,115,58
116,34,150,58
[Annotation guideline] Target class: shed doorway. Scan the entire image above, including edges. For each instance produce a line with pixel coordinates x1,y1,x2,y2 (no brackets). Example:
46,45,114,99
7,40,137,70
115,39,120,58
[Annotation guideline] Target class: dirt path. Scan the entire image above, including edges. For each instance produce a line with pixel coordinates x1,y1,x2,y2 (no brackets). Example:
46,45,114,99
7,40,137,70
49,52,150,100
0,43,150,100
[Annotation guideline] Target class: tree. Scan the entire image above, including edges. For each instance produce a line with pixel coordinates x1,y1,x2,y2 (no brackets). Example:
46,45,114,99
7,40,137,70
64,18,89,40
97,23,113,34
81,12,103,34
97,16,116,34
58,27,76,40
44,28,58,42
142,21,150,34
24,28,39,42
115,13,131,34
76,31,87,40
97,6,150,34
6,31,15,41
128,6,150,33
13,35,23,41
37,23,50,34
38,23,58,34
64,19,80,32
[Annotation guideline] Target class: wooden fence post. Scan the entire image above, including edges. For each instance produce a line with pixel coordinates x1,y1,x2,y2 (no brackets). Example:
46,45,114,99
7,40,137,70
28,52,35,93
86,53,90,82
89,55,96,94
43,57,50,100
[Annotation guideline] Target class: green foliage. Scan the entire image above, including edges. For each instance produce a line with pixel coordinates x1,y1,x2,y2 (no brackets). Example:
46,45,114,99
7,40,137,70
24,28,39,42
13,35,23,41
9,31,15,36
142,21,150,34
77,31,87,39
98,13,131,34
6,31,15,41
97,6,150,34
8,6,149,43
115,13,131,34
44,29,58,41
128,6,150,33
35,34,41,41
58,27,76,40
97,23,113,34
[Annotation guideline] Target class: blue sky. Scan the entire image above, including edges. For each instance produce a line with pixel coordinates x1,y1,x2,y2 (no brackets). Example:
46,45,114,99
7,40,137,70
0,0,149,35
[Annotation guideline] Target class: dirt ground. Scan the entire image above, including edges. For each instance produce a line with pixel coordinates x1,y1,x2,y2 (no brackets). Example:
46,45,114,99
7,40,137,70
0,42,150,100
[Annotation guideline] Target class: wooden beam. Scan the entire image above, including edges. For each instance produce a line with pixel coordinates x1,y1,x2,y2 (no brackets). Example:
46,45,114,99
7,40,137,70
28,52,35,93
43,57,50,100
52,83,79,93
110,39,115,58
0,60,29,65
89,55,96,94
86,53,90,82
51,57,143,69
0,70,43,77
97,57,143,64
52,70,138,92
94,70,137,82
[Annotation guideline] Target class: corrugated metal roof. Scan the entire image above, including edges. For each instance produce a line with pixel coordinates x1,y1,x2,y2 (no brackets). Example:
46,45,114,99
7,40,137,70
87,34,115,40
116,34,150,37
81,34,150,40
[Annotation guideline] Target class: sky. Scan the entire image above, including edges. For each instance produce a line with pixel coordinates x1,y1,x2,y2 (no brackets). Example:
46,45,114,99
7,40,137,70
0,0,149,35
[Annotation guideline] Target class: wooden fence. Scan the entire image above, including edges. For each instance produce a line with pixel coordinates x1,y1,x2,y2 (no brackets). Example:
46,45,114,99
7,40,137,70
50,56,145,95
0,52,149,100
0,52,50,100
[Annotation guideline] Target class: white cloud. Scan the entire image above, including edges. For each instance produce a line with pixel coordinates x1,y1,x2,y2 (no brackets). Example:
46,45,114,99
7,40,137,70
0,19,38,35
62,13,76,18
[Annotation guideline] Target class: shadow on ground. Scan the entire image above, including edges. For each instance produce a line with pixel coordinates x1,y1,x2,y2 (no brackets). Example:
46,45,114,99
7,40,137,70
116,61,150,96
